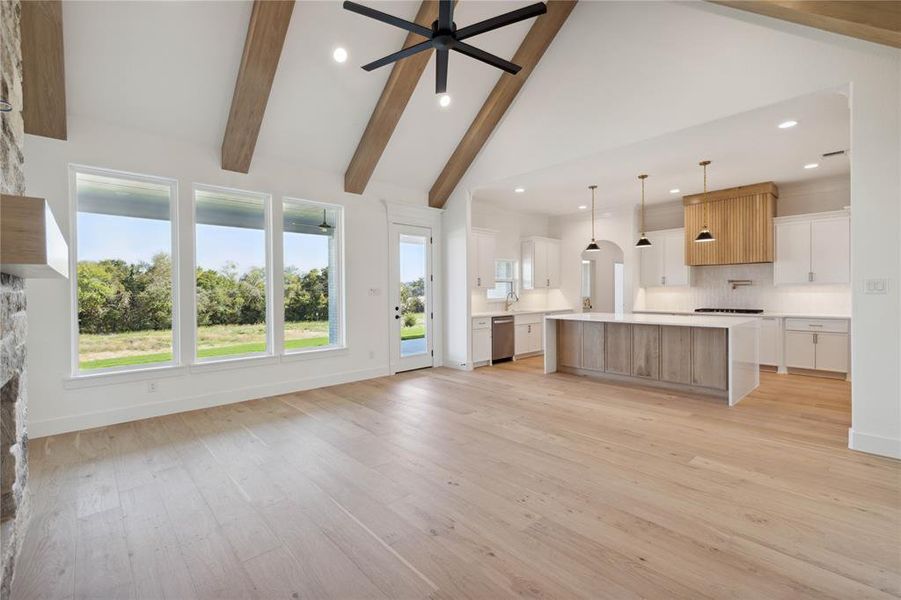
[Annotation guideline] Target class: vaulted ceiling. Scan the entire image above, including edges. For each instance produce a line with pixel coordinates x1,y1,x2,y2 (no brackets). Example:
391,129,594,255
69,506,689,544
28,1,901,209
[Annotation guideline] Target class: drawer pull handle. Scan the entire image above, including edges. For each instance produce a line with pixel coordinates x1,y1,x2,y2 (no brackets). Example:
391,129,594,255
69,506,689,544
808,324,823,328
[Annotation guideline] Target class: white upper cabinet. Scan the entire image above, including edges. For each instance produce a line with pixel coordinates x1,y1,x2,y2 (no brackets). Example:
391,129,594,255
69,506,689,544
639,228,689,287
522,237,561,289
774,211,850,285
472,229,496,289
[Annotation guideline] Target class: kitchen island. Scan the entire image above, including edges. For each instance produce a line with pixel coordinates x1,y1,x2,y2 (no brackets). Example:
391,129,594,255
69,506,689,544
544,312,759,405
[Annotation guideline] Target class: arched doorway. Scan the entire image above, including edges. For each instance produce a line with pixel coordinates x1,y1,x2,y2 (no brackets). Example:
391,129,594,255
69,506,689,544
581,240,625,313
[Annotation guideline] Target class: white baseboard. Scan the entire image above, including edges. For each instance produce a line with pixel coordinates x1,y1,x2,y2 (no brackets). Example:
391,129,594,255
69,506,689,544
848,428,901,460
29,366,390,438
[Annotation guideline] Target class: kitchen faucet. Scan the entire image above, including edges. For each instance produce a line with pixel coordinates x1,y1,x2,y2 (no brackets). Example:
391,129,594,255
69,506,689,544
505,290,519,312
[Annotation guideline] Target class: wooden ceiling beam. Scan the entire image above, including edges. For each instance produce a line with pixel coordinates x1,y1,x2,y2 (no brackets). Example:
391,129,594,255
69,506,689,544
428,1,577,208
221,0,295,173
709,1,901,48
344,0,445,195
21,1,67,140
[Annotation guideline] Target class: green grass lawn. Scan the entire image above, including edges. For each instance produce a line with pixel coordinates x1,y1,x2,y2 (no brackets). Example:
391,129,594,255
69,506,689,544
78,314,426,370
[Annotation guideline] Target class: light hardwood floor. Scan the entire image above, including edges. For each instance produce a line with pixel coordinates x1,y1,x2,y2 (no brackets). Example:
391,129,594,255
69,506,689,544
11,358,901,599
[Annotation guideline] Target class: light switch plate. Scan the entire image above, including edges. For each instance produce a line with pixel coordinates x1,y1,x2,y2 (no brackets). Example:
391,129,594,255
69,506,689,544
863,278,889,294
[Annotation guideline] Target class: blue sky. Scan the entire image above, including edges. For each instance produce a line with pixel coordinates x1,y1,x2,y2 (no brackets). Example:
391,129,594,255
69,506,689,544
400,241,425,284
78,214,329,274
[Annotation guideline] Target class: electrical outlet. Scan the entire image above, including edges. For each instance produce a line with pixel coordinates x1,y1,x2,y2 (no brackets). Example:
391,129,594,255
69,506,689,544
147,381,158,393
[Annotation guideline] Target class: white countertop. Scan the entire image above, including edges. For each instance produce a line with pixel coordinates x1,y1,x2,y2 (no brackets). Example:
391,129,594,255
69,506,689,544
472,307,573,318
634,309,851,320
547,312,758,328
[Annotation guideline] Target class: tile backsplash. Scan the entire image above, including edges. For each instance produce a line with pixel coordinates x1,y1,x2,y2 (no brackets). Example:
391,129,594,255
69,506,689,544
637,263,851,315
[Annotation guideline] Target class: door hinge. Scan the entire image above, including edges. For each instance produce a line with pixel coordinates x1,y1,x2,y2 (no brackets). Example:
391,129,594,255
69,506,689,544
430,312,433,319
430,274,433,282
431,350,434,356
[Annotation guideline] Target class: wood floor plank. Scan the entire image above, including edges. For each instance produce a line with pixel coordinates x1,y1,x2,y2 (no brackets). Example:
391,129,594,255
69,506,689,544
14,358,900,599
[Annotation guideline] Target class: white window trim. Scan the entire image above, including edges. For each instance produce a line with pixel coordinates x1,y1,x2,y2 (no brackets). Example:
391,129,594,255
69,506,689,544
67,164,181,378
486,258,516,300
191,183,274,365
281,197,346,355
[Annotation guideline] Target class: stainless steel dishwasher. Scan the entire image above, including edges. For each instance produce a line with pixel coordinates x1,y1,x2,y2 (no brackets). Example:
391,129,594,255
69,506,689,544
491,316,515,363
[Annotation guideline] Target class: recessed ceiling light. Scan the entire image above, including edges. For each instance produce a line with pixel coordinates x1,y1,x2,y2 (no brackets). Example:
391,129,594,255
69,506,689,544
778,120,798,129
804,163,819,169
578,205,587,210
514,187,525,193
333,47,348,63
669,188,680,194
438,94,451,108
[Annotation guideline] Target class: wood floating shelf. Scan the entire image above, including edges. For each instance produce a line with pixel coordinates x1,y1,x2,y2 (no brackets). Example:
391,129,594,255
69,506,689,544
683,181,777,266
1,195,68,279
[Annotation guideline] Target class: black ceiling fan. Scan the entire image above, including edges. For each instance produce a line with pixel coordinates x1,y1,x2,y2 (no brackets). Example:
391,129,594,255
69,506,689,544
343,0,547,94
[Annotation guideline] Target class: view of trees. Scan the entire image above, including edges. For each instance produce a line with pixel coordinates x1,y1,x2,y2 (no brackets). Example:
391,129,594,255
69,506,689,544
77,253,330,334
400,277,425,315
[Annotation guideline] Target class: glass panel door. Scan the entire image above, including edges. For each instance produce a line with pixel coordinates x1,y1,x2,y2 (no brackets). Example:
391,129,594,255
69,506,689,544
390,224,432,372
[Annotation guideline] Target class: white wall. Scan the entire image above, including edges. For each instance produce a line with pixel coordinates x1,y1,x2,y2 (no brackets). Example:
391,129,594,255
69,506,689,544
442,189,470,369
24,117,427,437
549,208,638,316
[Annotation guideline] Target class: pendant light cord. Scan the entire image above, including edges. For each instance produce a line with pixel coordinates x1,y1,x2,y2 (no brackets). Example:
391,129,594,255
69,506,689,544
700,160,711,228
589,185,597,241
638,174,647,234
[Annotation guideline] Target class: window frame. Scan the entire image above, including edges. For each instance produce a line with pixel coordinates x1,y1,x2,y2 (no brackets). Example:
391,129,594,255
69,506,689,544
191,183,275,364
486,258,516,300
68,164,181,377
280,197,346,355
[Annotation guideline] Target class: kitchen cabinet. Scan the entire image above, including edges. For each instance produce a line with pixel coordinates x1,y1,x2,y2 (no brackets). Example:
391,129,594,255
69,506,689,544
514,313,543,356
522,237,561,289
784,318,848,373
631,325,660,379
604,323,632,375
472,317,492,364
758,317,780,367
691,328,728,390
557,320,582,368
472,229,497,290
639,228,690,287
774,211,850,285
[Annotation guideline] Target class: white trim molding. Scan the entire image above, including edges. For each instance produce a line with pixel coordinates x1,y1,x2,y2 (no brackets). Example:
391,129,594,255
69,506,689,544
849,428,901,460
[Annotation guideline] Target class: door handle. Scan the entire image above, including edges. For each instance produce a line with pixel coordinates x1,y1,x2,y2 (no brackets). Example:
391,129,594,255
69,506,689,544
813,333,818,344
477,277,481,287
395,306,400,312
808,271,813,282
395,315,401,320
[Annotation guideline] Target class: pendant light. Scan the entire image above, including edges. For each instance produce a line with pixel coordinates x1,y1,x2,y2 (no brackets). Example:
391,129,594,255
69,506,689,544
635,174,652,248
585,185,601,252
318,209,333,233
694,160,715,243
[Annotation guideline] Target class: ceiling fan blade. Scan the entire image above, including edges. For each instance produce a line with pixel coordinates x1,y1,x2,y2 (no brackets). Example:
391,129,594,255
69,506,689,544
362,40,433,71
455,2,547,41
343,1,433,38
438,0,453,30
453,42,521,75
436,49,448,94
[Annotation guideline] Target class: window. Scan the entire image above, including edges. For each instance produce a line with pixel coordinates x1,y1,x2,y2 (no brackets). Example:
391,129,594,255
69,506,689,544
283,199,343,352
71,167,177,373
486,259,516,300
194,186,271,361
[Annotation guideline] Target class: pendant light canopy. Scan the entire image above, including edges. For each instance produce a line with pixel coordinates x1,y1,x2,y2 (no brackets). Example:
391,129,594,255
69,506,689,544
694,160,716,243
318,209,333,232
585,185,601,252
635,174,652,248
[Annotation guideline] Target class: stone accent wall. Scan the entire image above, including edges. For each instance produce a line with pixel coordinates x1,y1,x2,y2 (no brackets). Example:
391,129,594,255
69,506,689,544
1,1,28,597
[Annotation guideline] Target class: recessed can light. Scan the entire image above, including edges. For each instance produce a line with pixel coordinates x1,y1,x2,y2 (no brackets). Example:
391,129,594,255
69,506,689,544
669,188,680,194
333,47,348,63
804,163,819,169
514,187,525,193
778,120,798,129
438,94,451,108
578,205,587,210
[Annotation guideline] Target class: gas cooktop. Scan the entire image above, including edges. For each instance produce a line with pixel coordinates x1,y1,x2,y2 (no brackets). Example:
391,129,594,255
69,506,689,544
695,308,764,314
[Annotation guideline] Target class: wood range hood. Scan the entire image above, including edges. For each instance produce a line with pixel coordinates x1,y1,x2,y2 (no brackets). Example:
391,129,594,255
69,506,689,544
683,182,777,266
1,195,68,279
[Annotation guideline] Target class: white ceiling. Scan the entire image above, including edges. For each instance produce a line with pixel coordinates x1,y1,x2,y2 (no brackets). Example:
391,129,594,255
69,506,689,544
473,87,851,215
63,0,534,187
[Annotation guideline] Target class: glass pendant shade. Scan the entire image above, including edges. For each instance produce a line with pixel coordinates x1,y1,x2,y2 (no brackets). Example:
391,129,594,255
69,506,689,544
636,234,652,247
695,226,715,242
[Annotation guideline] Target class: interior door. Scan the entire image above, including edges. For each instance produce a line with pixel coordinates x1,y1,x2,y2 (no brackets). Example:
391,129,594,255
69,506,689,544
390,224,433,373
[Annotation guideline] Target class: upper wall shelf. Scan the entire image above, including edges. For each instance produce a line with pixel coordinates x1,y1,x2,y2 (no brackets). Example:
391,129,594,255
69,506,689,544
1,194,68,279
